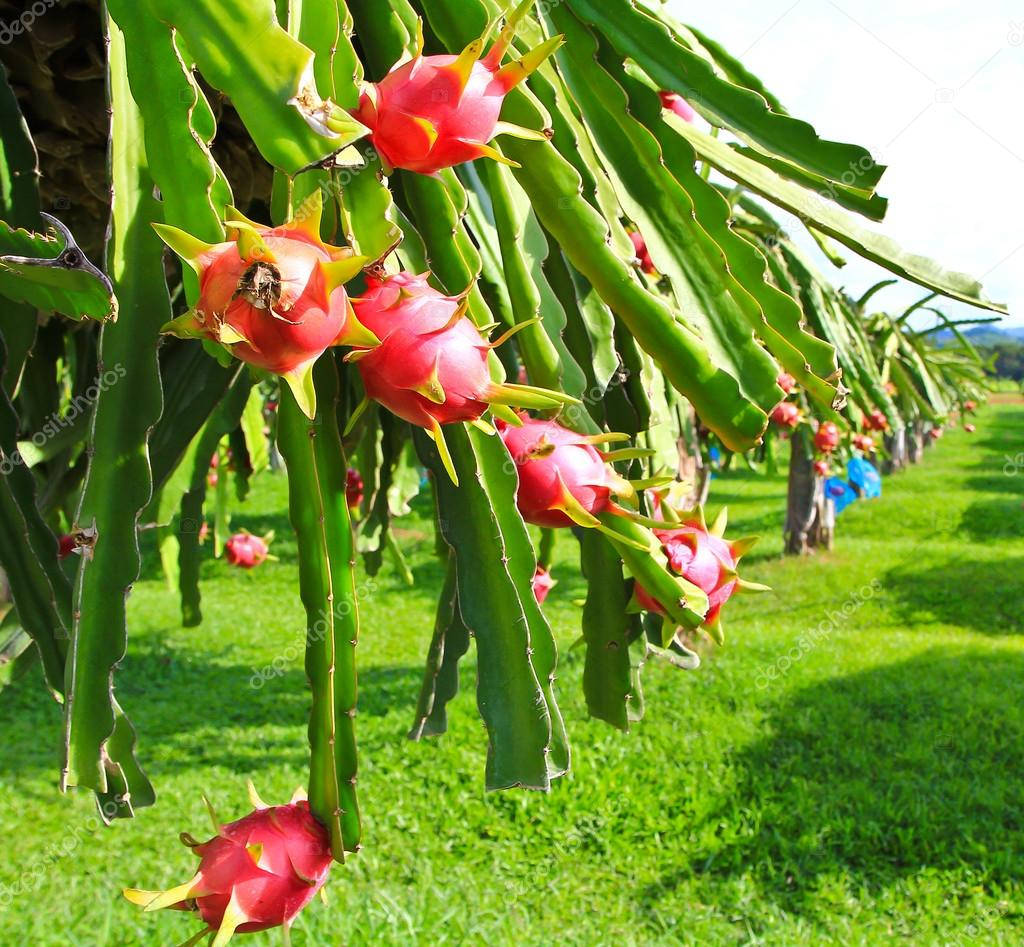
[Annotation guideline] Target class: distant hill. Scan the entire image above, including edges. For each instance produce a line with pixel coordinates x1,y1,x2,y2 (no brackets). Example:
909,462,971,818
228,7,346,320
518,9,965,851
934,324,1024,347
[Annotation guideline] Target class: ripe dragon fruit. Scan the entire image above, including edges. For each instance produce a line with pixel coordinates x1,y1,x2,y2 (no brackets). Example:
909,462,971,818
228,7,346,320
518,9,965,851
814,421,841,453
498,415,636,530
852,433,875,453
634,505,762,634
154,192,374,418
353,2,562,174
813,459,830,477
125,788,332,945
776,372,796,394
659,91,696,123
863,409,888,432
964,400,977,413
532,565,556,604
349,271,575,483
770,401,800,429
224,532,272,570
346,468,364,510
629,230,656,275
928,427,943,441
964,423,976,433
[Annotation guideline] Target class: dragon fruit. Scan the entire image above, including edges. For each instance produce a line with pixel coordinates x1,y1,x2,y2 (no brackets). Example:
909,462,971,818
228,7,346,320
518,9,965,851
964,423,976,433
852,433,875,453
57,534,75,560
629,230,656,275
498,415,634,529
813,459,830,477
863,409,888,432
814,421,840,453
635,506,760,634
929,427,943,441
659,91,696,123
777,372,796,394
964,400,977,413
354,2,561,174
770,401,800,429
346,468,364,510
349,272,574,483
532,565,555,604
224,532,271,570
125,790,332,945
154,193,373,418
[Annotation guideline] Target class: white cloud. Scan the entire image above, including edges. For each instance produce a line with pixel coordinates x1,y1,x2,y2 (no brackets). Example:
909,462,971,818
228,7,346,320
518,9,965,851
665,0,1023,327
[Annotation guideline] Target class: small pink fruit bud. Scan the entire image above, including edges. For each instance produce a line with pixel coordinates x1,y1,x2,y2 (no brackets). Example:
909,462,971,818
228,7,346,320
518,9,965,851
629,230,657,275
531,565,555,604
659,91,696,123
346,468,364,509
776,372,796,394
225,533,270,570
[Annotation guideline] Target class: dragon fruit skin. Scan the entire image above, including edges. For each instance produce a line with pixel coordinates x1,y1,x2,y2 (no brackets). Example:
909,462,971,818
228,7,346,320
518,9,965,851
777,372,796,394
225,533,270,570
351,272,493,428
629,230,656,275
771,402,800,429
125,797,332,943
852,433,876,453
635,519,742,629
346,468,364,509
964,423,976,433
814,421,841,453
354,6,561,175
659,91,696,122
532,565,555,604
813,459,830,477
498,416,630,529
154,195,372,419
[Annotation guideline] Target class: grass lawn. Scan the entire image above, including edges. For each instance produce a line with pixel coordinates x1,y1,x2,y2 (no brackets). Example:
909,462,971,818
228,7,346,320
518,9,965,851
2,400,1022,946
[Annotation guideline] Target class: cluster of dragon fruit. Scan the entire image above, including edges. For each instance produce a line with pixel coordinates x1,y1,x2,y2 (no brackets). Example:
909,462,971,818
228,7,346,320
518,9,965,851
125,15,762,944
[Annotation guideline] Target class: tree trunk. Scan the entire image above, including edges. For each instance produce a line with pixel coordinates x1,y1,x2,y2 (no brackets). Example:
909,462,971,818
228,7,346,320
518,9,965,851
907,423,924,463
784,429,824,555
883,426,906,474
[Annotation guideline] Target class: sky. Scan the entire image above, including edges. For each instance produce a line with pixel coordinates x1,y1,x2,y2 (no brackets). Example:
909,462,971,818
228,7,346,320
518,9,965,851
666,0,1024,329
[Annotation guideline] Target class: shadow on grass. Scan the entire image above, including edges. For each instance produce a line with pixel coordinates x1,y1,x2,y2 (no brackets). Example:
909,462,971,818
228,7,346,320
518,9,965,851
0,644,426,780
957,498,1024,542
883,554,1024,635
646,649,1024,919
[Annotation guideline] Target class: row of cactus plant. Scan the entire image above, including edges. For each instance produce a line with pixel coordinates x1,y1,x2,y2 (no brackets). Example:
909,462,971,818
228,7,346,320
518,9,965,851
0,0,1003,941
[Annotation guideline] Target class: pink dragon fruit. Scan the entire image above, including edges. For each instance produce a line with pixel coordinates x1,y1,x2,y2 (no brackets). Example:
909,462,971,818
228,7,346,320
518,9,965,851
635,506,759,633
863,409,888,432
125,790,332,945
929,427,943,441
354,2,561,174
964,400,977,413
776,372,796,394
813,459,830,477
57,534,75,560
814,421,841,453
224,532,272,570
770,402,800,429
346,468,364,510
964,423,976,433
154,193,374,418
349,272,574,483
532,565,555,604
659,91,696,123
852,433,876,453
498,415,634,529
629,230,656,275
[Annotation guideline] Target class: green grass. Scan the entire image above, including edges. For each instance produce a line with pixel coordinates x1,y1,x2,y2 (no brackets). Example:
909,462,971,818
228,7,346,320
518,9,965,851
2,400,1022,945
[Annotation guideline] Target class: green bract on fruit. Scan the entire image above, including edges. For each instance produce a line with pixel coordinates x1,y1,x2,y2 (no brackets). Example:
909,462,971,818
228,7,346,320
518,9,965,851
154,193,375,418
354,3,561,174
